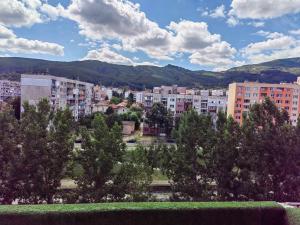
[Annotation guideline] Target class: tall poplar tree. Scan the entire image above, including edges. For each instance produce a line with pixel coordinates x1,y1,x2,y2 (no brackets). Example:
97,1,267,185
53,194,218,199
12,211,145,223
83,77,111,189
20,99,73,203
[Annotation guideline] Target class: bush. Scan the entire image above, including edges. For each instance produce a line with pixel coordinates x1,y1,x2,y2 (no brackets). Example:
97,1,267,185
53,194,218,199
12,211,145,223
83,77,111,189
0,202,286,225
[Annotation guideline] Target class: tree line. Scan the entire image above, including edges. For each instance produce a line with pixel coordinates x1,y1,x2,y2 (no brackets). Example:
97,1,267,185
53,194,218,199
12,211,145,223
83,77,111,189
0,98,300,204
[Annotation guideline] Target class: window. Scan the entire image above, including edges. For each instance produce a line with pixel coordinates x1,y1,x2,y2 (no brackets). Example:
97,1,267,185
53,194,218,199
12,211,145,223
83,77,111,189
244,93,251,97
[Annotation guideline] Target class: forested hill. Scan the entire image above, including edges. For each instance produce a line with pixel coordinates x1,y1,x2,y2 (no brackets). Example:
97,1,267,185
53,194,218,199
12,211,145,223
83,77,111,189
0,57,300,89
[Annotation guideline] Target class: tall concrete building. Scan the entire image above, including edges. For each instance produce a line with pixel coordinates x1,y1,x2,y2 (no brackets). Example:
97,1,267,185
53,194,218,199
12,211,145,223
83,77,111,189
0,80,21,101
142,86,227,118
21,74,94,120
227,78,300,125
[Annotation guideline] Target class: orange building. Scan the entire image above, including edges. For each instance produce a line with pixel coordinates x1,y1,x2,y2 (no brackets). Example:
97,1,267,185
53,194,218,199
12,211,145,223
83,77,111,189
227,77,300,125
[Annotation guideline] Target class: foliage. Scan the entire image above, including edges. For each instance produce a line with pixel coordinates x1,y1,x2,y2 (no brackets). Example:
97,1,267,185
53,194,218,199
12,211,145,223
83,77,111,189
120,110,142,130
113,145,153,201
239,98,300,201
0,202,285,225
0,110,20,204
74,114,126,202
110,96,122,105
19,99,74,203
161,110,215,200
145,103,173,136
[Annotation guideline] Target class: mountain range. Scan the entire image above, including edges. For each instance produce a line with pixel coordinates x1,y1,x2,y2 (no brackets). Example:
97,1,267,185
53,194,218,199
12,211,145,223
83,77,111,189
0,57,300,89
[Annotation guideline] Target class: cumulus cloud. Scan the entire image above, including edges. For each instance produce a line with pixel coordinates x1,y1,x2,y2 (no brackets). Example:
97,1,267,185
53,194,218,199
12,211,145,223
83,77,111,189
210,5,226,18
0,25,16,39
242,32,300,64
65,0,239,69
0,25,64,55
229,0,300,20
40,3,66,20
189,42,242,71
0,0,43,27
83,47,134,65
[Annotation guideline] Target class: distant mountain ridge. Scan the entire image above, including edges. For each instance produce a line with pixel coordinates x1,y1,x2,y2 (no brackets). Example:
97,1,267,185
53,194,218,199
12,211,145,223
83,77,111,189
0,57,299,89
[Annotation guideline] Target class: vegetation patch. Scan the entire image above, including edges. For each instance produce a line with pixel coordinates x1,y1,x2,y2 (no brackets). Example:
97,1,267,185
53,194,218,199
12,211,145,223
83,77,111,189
285,208,300,225
0,202,286,225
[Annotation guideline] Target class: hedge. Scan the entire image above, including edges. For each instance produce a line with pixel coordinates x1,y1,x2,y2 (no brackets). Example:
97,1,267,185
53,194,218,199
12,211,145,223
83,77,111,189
0,202,286,225
285,208,300,225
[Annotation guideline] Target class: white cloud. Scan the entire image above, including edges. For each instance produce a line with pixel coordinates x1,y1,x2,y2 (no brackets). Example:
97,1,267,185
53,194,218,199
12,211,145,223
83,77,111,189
40,3,65,20
248,21,265,27
189,41,242,71
230,0,300,20
0,0,43,27
210,5,226,18
0,25,16,39
0,25,64,56
83,47,134,65
65,0,238,67
290,29,300,36
226,16,239,27
242,32,300,64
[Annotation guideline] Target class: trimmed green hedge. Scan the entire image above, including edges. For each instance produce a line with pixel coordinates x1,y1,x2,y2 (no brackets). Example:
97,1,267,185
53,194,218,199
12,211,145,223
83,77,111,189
285,208,300,225
0,202,286,225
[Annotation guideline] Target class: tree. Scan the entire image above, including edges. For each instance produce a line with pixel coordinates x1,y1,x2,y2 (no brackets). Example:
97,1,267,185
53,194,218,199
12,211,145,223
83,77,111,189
110,96,122,105
19,99,73,203
145,103,173,136
120,110,141,130
127,93,134,107
111,145,153,201
213,111,242,200
0,110,20,204
75,114,126,202
162,110,215,200
240,98,300,201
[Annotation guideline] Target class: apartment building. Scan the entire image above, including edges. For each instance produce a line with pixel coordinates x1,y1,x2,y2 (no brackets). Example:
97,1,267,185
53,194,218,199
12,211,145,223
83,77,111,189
0,80,21,101
142,86,227,118
21,74,94,120
227,78,300,125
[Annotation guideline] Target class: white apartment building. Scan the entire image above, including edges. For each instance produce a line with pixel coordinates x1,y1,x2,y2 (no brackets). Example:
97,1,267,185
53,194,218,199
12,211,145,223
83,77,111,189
0,80,21,101
21,74,94,120
142,86,227,118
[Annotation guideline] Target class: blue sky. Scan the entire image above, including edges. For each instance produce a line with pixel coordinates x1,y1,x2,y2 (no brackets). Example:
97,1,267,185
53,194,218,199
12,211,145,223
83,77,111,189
1,0,300,71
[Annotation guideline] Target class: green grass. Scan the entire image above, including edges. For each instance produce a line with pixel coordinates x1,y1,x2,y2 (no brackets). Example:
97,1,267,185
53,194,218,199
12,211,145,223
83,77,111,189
286,208,300,225
0,202,280,215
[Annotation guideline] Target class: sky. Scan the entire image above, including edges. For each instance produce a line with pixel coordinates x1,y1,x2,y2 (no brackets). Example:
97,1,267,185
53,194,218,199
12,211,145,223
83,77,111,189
1,0,300,71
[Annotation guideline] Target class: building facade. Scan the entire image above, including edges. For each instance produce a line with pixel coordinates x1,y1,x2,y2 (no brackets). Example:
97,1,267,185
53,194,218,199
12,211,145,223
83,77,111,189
227,79,300,125
21,74,94,120
142,86,227,118
0,80,21,101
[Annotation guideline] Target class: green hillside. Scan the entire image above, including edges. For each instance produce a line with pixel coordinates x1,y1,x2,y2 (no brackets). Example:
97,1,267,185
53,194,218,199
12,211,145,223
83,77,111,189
0,57,299,89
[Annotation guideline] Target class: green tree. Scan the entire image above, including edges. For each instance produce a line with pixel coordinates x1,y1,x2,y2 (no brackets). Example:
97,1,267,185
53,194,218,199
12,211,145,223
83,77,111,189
213,111,242,200
241,98,300,201
75,114,126,202
111,145,153,201
127,93,134,107
145,103,173,136
0,110,20,204
110,96,122,105
20,99,73,203
162,110,215,200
